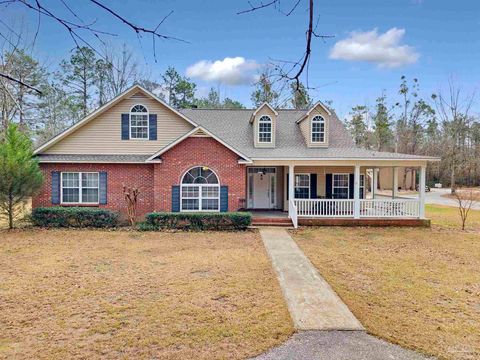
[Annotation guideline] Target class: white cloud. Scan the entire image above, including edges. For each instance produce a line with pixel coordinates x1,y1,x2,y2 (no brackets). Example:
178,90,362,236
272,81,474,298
186,57,260,85
329,28,419,68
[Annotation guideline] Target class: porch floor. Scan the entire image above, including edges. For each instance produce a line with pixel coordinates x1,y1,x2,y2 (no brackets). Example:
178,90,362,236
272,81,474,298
250,210,288,219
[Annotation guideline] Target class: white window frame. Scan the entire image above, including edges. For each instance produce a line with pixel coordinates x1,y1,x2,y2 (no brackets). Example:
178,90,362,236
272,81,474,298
311,115,325,143
294,173,310,199
180,167,220,212
129,104,149,140
332,173,350,199
258,115,272,143
60,172,99,204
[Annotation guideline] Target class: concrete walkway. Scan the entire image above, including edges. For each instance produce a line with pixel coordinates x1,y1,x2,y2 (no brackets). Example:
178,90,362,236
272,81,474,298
259,228,363,331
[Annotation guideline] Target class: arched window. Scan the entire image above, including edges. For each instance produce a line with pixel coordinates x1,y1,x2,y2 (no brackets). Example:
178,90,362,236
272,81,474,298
258,115,272,143
311,115,325,143
130,104,149,139
181,166,220,211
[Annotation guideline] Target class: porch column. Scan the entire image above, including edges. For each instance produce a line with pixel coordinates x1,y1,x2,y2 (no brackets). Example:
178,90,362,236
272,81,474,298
372,168,378,199
288,164,295,203
354,164,361,219
419,165,426,218
392,167,398,199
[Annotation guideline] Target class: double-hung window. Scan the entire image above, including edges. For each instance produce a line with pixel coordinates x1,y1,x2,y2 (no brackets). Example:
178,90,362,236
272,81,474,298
311,115,325,143
181,167,220,211
294,174,310,199
130,104,149,139
258,115,272,143
61,172,99,204
332,173,349,199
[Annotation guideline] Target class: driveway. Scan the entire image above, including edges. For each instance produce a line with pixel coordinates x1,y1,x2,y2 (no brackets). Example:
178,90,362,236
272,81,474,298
253,331,433,360
401,188,480,210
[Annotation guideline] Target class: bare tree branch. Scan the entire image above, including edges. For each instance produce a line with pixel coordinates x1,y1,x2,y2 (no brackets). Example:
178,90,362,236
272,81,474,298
0,71,41,93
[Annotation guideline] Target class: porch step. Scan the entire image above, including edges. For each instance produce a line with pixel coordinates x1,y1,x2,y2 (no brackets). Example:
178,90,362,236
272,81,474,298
251,217,293,227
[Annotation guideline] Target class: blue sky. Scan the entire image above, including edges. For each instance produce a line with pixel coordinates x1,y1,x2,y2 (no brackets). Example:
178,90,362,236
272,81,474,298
5,0,480,118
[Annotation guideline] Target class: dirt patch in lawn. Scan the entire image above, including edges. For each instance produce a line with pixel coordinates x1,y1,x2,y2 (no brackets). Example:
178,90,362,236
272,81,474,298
0,229,293,359
293,205,480,360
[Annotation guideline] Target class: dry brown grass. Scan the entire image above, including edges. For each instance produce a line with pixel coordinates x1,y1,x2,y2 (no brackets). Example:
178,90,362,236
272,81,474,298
293,204,480,360
0,229,293,359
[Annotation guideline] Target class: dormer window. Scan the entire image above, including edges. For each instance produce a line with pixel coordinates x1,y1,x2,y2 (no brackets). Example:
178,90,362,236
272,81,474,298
258,115,272,143
130,104,149,139
311,115,325,143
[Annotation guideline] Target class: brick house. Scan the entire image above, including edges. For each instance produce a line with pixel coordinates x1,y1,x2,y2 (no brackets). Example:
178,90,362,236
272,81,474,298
33,85,438,227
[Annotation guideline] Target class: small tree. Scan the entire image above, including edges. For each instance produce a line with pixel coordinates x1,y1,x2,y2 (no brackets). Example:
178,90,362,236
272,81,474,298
123,185,140,227
0,124,43,229
453,189,479,230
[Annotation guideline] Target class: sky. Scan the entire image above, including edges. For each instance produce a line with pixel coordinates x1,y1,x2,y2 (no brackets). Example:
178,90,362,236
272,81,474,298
3,0,480,119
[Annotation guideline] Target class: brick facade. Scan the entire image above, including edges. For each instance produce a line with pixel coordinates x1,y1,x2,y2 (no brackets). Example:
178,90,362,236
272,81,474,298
153,137,246,212
33,137,247,218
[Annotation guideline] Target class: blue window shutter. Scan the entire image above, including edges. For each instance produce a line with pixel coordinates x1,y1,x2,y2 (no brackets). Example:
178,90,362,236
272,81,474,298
121,113,129,140
220,186,228,212
99,172,107,204
149,114,157,140
325,174,332,199
51,171,60,204
349,173,354,199
172,186,180,212
310,173,317,199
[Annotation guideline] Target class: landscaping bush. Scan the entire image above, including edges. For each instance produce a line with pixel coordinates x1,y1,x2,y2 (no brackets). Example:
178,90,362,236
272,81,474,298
142,212,252,231
31,207,119,228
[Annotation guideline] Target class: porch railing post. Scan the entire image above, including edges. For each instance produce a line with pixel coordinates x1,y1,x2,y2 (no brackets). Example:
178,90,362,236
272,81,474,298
288,164,295,218
354,164,360,219
419,164,426,219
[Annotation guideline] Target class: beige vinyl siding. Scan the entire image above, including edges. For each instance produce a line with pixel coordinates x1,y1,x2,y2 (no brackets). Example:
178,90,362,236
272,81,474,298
253,106,276,148
45,96,194,155
379,167,416,190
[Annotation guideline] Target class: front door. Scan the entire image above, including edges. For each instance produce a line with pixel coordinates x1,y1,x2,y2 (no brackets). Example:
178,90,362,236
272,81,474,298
252,172,275,208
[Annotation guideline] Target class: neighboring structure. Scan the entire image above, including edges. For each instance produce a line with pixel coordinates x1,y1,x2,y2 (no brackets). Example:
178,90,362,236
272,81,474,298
33,85,439,227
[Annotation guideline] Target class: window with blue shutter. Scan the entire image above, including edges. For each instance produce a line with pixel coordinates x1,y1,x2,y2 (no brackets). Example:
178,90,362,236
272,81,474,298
51,171,60,204
99,172,107,204
220,186,228,212
149,114,157,140
121,113,129,140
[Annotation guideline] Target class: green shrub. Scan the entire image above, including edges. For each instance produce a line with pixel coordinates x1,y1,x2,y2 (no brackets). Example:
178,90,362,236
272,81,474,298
142,212,252,231
31,207,119,228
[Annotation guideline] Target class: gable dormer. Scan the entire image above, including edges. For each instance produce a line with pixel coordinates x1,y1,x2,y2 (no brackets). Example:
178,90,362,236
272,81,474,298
296,102,331,148
250,102,278,148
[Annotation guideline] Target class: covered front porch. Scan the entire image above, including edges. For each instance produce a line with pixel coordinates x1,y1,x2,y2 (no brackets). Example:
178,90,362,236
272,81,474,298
246,160,429,228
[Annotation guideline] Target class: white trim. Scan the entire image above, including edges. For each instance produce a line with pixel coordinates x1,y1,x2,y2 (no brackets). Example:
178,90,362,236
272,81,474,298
60,171,99,205
146,126,253,163
296,101,332,124
129,104,149,140
180,166,220,212
294,173,311,199
252,102,279,117
311,115,325,143
38,159,151,164
250,157,440,161
34,84,198,154
257,115,273,144
332,173,350,199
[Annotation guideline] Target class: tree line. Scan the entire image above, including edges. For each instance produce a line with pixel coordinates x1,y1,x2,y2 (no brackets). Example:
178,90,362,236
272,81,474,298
345,76,479,189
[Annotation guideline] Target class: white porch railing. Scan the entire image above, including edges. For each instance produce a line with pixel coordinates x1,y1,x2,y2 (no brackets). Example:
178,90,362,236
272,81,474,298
359,199,419,218
289,199,298,228
295,199,355,217
293,198,420,219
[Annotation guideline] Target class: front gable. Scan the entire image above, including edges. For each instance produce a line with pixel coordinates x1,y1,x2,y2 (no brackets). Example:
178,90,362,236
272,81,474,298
251,103,278,149
35,85,196,156
297,102,331,148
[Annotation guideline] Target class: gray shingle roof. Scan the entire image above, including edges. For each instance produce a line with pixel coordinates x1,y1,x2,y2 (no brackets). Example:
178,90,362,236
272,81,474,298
179,108,436,160
36,154,150,163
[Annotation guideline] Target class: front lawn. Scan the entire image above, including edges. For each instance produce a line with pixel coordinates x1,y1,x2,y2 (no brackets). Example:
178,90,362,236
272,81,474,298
294,205,480,360
0,230,293,359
